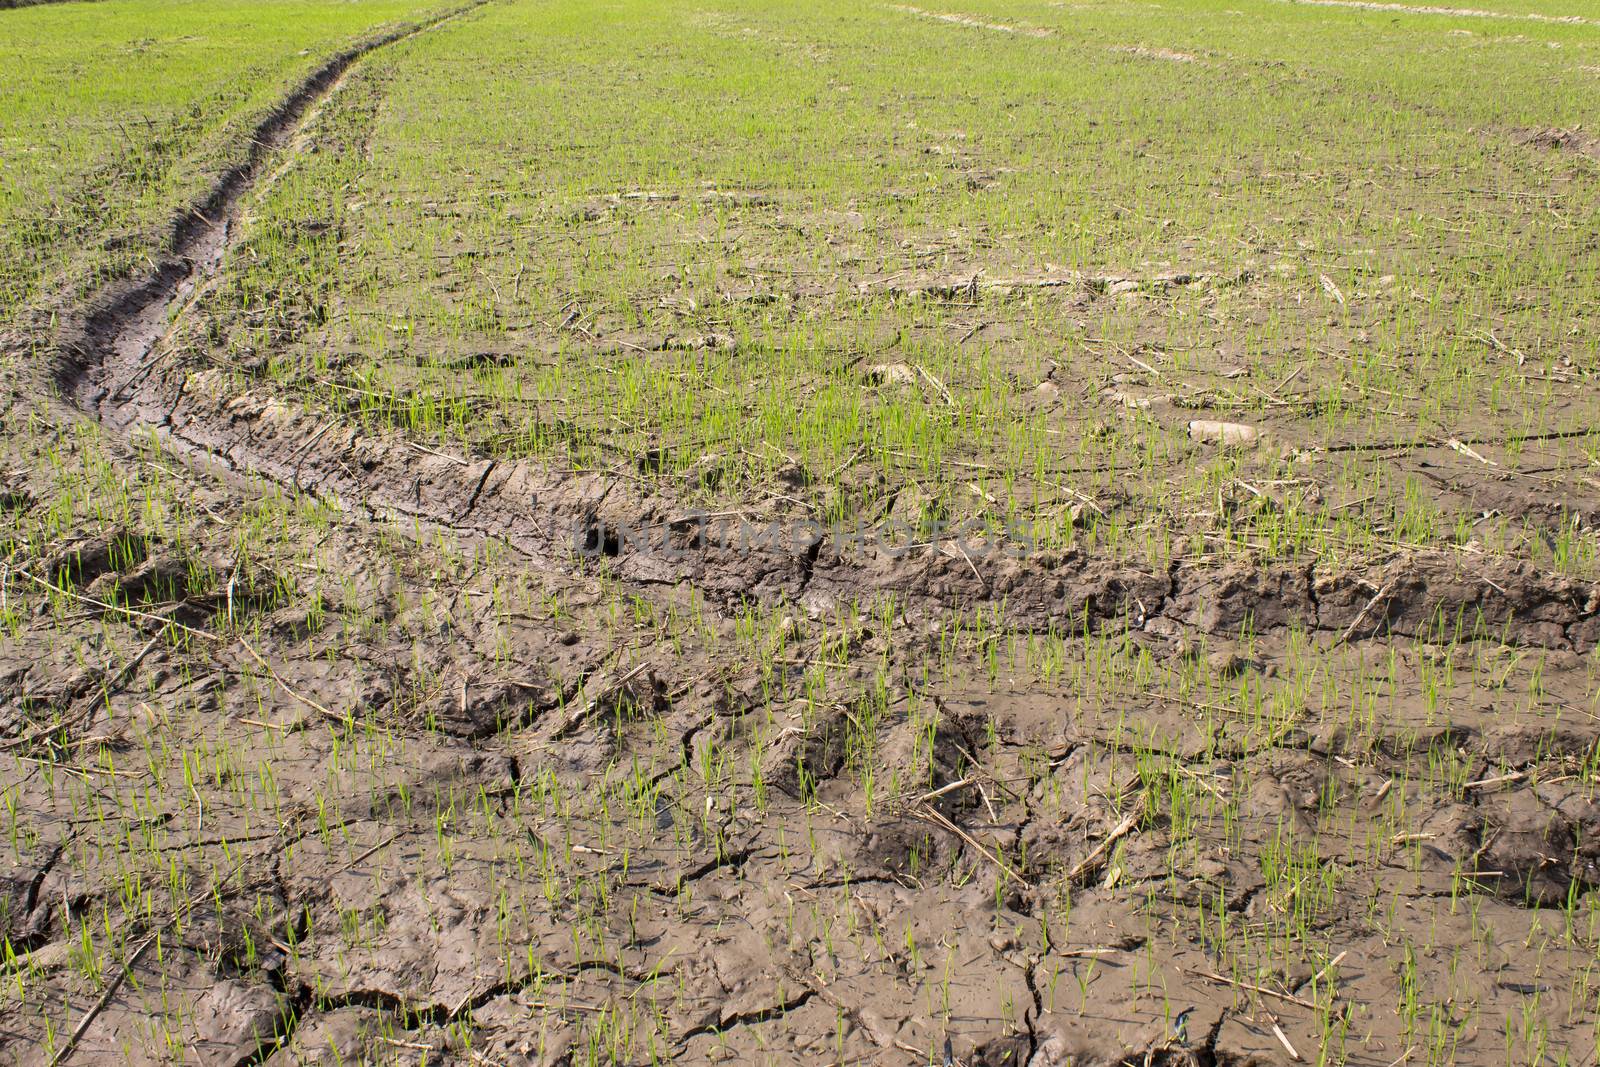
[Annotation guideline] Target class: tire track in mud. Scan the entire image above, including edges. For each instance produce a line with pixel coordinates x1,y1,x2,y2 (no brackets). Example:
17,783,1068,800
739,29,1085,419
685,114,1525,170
40,0,1600,654
52,0,489,410
105,349,1600,653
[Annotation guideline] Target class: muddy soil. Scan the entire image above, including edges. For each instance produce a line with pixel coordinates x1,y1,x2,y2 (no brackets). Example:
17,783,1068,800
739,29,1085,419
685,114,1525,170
2,8,1597,1067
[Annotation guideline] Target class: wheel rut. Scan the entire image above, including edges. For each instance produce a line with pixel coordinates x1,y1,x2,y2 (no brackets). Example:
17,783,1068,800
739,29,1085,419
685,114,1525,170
54,0,489,419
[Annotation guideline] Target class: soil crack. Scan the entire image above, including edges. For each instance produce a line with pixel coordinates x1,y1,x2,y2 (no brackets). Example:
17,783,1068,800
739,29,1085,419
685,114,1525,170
676,987,817,1046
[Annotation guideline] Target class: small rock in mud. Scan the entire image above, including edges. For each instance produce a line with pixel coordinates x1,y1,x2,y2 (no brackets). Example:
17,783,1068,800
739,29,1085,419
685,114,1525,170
1205,647,1255,678
189,979,287,1065
864,362,916,386
1307,722,1347,756
0,473,31,512
971,1033,1032,1066
432,676,534,739
1476,788,1586,906
39,528,147,587
85,550,199,606
1187,419,1259,446
761,713,848,798
774,461,810,489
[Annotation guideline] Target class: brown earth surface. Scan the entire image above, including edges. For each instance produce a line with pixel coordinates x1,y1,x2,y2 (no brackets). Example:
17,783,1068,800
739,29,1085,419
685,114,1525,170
2,6,1598,1067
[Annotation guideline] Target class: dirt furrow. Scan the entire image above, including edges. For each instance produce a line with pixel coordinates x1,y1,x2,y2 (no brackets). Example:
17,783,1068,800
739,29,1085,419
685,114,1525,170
137,381,1600,651
53,0,489,415
62,347,1600,656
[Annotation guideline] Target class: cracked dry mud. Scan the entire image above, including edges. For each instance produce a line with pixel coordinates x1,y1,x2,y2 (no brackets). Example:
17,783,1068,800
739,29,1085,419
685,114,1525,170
4,3,1600,1067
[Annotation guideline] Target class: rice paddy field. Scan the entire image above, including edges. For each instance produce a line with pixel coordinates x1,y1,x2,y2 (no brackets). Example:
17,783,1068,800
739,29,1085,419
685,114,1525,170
2,0,1600,1063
